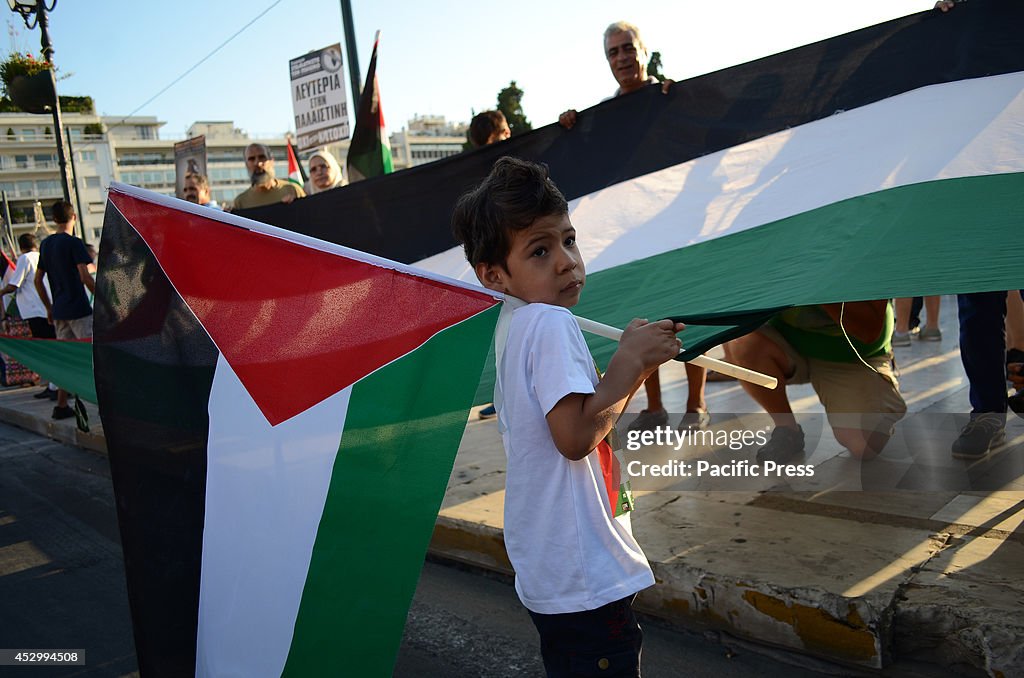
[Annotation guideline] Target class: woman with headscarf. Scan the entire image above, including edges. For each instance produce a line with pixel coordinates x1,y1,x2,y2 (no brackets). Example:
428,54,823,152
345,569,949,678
305,149,346,194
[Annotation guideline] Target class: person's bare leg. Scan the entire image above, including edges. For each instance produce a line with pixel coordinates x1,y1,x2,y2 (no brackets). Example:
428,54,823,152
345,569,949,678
56,388,68,409
723,333,797,429
1007,291,1024,351
684,364,707,412
923,296,941,331
643,369,663,411
895,298,913,334
627,369,668,432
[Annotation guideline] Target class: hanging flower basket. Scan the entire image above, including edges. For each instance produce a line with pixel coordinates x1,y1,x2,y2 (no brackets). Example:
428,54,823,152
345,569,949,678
0,52,56,114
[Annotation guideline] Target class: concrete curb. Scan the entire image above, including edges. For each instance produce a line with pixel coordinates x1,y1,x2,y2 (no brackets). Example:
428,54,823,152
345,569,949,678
431,516,512,575
0,397,106,454
428,479,1024,675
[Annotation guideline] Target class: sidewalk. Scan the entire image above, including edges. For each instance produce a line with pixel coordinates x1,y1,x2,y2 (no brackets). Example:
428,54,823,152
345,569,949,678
0,384,105,454
2,296,1021,675
436,297,1024,676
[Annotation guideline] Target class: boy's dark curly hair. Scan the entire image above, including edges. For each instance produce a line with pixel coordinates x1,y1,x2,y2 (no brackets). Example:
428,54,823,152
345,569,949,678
451,156,568,269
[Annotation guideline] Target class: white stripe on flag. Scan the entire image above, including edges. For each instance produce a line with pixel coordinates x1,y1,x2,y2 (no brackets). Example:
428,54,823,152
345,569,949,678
573,71,1024,273
196,355,352,678
415,71,1024,280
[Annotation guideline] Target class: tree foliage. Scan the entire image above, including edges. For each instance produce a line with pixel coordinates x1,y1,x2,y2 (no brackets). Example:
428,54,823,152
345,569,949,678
497,81,531,136
649,51,666,82
58,96,94,113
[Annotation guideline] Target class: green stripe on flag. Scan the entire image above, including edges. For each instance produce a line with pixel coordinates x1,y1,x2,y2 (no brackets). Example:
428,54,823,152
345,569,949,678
282,304,499,676
574,172,1024,369
0,337,95,402
348,141,393,179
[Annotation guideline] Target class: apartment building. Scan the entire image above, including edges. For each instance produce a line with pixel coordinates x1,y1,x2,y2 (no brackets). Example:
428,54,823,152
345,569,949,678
0,112,113,244
0,111,471,247
0,112,290,245
388,114,468,170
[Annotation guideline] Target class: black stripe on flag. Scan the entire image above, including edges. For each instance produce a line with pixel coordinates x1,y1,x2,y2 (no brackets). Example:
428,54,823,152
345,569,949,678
94,203,215,676
236,0,1024,264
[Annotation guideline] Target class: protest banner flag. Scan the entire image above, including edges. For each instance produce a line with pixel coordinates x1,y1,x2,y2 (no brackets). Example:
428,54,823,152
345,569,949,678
238,0,1024,403
346,31,393,182
94,184,500,676
0,334,92,396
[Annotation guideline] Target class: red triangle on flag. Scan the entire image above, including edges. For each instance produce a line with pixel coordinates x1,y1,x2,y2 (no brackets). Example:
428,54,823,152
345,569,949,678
108,190,497,425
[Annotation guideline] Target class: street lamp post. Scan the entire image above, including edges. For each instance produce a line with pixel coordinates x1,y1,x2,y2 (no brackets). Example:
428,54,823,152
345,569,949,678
8,0,73,207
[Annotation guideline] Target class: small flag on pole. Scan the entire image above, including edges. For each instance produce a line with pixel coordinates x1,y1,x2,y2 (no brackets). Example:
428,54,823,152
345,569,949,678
346,31,393,182
285,138,305,190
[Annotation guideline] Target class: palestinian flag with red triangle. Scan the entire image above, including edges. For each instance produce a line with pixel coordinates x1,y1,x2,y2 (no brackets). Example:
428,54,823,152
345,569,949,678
346,31,393,182
94,184,500,677
285,138,304,191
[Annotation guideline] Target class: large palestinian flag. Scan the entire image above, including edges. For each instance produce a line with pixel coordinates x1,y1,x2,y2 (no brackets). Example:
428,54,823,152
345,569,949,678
96,2,1023,674
238,0,1024,401
94,185,500,676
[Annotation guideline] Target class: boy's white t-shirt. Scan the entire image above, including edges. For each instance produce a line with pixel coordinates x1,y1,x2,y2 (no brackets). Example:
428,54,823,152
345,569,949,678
8,251,48,319
495,302,654,615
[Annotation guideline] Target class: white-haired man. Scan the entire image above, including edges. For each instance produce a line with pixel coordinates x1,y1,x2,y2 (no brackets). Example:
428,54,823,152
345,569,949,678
558,21,670,129
559,22,708,435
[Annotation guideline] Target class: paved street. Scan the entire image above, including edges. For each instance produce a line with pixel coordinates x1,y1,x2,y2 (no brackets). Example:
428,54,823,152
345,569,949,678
0,420,136,678
396,558,842,678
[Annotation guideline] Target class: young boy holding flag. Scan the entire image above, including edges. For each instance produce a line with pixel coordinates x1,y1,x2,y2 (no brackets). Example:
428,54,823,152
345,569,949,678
452,157,683,676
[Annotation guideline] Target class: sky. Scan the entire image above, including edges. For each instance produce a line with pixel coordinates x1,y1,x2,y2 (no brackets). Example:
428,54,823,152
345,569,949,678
14,0,933,140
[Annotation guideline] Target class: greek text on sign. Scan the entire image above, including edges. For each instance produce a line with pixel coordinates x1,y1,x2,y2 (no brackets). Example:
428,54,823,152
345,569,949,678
289,44,349,151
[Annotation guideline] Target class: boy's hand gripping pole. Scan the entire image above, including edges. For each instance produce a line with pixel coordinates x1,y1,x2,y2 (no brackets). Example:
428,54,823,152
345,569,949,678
574,316,778,390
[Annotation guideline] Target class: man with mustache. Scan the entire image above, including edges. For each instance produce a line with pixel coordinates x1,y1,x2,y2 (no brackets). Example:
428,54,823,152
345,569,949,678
182,173,222,210
231,143,305,210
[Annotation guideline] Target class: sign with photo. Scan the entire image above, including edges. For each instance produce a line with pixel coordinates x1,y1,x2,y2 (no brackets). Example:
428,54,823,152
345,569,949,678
290,43,350,151
174,136,207,198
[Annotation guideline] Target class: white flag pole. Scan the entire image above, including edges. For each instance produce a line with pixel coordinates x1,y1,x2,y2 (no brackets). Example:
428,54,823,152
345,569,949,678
574,316,778,390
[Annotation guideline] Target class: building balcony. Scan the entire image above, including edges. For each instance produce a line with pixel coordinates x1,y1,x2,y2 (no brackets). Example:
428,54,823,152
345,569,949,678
0,160,60,172
0,133,105,146
124,182,176,191
1,185,63,199
116,159,174,167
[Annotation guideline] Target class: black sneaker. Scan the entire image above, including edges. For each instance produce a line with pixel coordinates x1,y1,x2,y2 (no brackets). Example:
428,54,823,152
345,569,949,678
52,405,75,420
756,425,805,464
951,413,1005,459
33,387,53,400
